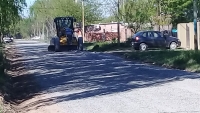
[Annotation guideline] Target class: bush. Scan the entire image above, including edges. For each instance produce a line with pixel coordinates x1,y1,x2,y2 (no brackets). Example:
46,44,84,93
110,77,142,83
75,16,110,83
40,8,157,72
111,38,117,43
125,37,132,45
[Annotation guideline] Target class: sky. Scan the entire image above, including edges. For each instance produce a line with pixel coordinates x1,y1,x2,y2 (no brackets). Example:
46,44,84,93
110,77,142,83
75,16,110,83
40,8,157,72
22,0,36,17
22,0,113,18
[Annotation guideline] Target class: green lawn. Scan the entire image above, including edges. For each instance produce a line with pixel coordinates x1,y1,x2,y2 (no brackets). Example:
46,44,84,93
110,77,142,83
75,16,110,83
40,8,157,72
0,43,4,113
84,42,131,52
84,42,200,72
118,50,200,72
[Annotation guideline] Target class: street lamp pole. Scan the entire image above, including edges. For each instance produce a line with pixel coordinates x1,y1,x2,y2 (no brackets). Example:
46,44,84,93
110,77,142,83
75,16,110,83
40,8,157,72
117,0,120,45
82,0,85,43
194,0,198,50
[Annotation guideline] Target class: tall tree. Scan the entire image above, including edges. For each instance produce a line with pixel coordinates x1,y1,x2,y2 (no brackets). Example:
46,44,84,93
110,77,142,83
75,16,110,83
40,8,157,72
16,0,103,38
160,0,200,27
0,0,26,41
110,0,200,32
119,0,153,33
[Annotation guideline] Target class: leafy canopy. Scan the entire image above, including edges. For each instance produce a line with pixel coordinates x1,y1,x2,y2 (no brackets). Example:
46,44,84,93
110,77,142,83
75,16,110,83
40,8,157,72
0,0,26,35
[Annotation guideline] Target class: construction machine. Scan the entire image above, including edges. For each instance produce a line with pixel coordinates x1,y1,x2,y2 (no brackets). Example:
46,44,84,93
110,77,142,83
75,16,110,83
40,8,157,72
48,16,83,52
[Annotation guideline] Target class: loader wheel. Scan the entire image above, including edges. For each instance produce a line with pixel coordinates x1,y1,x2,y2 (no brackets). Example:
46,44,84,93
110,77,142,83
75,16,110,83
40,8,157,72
54,38,60,52
78,37,83,51
79,44,83,51
48,46,51,51
55,45,60,52
55,43,60,52
48,45,55,51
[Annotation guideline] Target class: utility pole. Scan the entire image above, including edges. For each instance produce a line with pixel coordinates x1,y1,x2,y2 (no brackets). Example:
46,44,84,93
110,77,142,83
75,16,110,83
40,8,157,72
122,0,125,22
157,0,160,31
159,1,162,31
117,0,120,45
193,0,198,50
82,0,85,43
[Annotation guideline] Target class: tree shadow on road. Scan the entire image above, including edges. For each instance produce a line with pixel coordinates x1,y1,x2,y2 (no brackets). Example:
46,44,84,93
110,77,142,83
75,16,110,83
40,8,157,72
9,41,200,112
3,44,41,105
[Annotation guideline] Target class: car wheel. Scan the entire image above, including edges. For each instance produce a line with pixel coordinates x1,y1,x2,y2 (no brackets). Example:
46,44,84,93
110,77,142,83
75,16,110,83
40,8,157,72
54,38,60,52
139,43,147,51
169,42,177,50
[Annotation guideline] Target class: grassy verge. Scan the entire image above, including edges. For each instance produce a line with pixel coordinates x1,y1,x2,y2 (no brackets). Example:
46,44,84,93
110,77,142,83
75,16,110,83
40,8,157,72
117,50,200,72
84,42,200,72
0,43,5,112
84,42,131,52
0,43,6,85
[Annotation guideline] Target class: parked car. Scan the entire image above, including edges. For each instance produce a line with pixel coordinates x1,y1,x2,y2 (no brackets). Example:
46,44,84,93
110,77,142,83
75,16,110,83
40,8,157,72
131,30,181,51
31,36,41,40
3,36,13,43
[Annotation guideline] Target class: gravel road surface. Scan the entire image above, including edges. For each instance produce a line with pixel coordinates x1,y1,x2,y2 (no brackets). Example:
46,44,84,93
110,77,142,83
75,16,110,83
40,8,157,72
12,39,200,113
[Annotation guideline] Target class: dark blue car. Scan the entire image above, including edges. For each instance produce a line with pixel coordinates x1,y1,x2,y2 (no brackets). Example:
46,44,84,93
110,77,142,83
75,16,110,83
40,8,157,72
131,30,181,51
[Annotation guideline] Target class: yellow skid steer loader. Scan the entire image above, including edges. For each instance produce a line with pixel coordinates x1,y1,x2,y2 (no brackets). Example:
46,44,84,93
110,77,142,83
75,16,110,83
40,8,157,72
48,17,83,52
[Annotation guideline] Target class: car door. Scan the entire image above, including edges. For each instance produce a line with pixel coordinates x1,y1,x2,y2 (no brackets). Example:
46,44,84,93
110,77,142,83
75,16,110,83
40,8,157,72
153,31,166,48
146,31,156,48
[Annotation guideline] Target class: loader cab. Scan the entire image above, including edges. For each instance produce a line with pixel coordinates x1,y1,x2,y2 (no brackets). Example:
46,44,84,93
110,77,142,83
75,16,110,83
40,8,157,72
54,17,76,37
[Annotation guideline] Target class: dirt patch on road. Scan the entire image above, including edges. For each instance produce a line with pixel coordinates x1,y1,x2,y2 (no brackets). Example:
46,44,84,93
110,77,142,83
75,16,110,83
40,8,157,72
0,44,41,112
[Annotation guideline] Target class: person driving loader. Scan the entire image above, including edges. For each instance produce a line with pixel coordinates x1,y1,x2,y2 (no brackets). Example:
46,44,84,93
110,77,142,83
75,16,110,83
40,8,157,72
61,21,73,45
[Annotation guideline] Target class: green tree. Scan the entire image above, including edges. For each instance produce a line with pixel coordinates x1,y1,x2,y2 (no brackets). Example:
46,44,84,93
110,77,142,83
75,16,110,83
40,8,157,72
120,0,153,33
0,0,26,41
160,0,200,27
113,0,200,32
16,0,102,38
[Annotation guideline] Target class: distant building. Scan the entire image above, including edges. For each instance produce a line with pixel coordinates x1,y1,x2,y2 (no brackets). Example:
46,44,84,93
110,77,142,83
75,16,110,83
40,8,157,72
85,22,133,42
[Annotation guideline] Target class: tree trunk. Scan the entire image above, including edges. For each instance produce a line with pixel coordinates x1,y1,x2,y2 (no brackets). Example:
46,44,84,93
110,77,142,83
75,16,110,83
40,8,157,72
42,23,45,39
46,26,49,38
34,27,36,37
0,32,2,43
37,22,39,36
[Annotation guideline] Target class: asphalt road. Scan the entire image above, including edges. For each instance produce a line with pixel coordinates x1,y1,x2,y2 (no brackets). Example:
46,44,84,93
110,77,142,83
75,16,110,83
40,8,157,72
12,39,200,113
